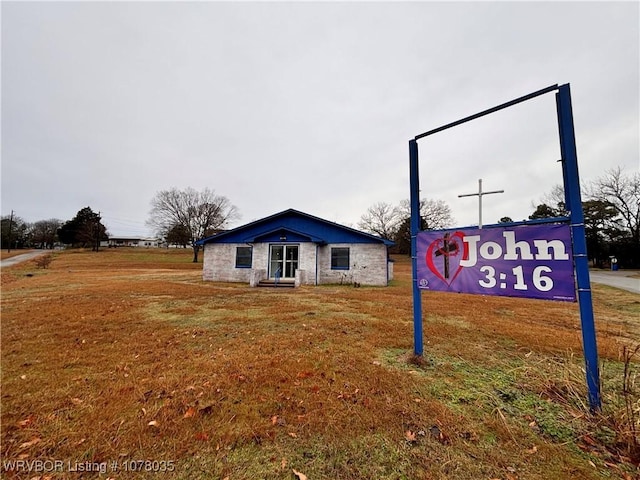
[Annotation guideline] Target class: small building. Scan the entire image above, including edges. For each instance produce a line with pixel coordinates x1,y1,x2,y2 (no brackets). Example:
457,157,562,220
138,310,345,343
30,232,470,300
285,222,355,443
196,209,394,287
102,236,160,248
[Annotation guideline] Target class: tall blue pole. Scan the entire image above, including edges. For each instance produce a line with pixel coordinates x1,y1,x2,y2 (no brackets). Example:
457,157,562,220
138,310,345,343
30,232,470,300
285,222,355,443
409,139,423,356
556,84,601,410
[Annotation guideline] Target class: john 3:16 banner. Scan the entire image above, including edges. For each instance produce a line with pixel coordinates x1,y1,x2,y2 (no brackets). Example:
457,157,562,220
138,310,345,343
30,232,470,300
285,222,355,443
416,223,576,302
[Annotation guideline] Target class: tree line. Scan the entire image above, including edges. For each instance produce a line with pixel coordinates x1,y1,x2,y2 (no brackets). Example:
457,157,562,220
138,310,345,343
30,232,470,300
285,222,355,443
0,188,239,263
2,167,637,267
527,167,639,268
357,167,639,268
1,207,107,252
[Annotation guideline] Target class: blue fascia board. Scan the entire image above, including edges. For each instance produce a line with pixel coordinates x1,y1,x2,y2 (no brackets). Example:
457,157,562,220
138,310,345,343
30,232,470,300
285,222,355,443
196,208,394,246
247,226,325,244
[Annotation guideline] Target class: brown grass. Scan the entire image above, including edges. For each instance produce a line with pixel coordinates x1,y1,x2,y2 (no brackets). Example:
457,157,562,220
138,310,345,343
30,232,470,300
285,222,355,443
1,248,638,479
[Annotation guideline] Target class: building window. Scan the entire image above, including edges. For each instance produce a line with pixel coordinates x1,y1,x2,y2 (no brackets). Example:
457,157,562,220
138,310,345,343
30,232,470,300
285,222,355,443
331,247,350,270
235,246,252,268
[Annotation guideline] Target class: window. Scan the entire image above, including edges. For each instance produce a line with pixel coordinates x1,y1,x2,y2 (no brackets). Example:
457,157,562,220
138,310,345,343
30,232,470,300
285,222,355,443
235,246,252,268
331,247,350,270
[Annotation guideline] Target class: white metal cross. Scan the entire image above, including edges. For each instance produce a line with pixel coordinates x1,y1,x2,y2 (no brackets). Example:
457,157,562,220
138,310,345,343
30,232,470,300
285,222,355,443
458,178,504,229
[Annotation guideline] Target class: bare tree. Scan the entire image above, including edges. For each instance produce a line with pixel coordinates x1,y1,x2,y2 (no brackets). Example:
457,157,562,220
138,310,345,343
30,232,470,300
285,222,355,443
147,187,239,262
538,184,569,216
399,198,455,230
587,167,640,244
31,219,62,249
357,202,401,240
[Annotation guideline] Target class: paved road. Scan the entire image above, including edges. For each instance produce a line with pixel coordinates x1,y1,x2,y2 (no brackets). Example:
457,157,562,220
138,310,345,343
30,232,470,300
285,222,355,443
590,270,640,294
0,250,50,268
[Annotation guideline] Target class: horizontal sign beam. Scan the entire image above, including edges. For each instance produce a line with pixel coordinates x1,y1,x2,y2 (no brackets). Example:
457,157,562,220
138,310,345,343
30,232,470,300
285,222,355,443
414,84,559,140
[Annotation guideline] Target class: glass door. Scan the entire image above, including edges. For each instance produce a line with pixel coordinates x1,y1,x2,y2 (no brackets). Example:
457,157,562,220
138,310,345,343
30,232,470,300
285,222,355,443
269,245,298,279
284,245,299,278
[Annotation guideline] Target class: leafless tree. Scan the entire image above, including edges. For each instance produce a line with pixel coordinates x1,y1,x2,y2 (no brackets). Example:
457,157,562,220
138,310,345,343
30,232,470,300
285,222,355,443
147,187,239,262
357,202,401,240
586,167,640,244
399,198,455,230
538,184,569,216
30,219,62,249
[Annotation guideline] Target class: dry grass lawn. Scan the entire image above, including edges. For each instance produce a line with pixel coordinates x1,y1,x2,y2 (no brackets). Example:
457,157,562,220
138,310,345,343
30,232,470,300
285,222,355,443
1,248,638,479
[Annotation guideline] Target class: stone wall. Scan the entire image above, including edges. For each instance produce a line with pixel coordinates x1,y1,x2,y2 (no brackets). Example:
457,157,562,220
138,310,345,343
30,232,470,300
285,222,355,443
203,242,391,286
317,243,390,286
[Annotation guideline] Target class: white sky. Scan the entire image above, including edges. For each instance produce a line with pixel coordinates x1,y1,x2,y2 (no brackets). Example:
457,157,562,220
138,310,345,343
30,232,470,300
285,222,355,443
2,1,638,237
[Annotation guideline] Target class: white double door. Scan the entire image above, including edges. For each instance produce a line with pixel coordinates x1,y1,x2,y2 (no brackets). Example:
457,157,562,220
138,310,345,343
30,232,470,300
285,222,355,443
269,244,299,280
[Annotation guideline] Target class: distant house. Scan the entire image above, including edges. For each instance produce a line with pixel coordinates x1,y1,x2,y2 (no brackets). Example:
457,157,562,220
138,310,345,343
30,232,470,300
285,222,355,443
196,209,394,287
102,236,160,248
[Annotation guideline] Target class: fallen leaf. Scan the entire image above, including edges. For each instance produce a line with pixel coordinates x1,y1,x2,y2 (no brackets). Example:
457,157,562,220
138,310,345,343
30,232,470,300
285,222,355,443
292,469,308,480
288,432,298,438
70,397,83,405
195,432,209,441
581,434,598,446
271,415,279,425
526,445,538,454
281,457,287,469
17,417,34,428
18,437,41,449
405,430,417,442
183,407,196,418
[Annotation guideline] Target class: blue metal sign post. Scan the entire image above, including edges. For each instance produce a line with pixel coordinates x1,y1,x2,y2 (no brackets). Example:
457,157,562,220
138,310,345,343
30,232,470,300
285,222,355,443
556,84,601,409
409,139,423,356
409,83,601,410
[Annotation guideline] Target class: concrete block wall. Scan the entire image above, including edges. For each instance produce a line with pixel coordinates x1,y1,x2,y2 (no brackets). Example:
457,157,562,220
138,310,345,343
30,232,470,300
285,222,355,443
202,243,252,283
317,243,390,286
203,242,390,286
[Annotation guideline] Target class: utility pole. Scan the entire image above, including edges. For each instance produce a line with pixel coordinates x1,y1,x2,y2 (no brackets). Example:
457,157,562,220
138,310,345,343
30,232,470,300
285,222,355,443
7,210,14,252
458,179,504,229
94,211,101,252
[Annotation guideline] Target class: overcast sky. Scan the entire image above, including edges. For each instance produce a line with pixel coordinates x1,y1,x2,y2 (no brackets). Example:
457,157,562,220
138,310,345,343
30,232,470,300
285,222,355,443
2,1,638,237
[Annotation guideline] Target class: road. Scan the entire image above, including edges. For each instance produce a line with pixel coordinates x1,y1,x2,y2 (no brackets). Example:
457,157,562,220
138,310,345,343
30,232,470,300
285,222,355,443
589,270,640,295
0,250,50,268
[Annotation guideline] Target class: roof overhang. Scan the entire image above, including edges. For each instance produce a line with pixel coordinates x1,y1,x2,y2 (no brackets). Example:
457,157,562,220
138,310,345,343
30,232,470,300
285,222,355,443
246,226,326,244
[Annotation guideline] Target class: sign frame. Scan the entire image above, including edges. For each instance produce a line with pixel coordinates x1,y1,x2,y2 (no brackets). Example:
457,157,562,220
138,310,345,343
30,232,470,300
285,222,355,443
409,84,601,410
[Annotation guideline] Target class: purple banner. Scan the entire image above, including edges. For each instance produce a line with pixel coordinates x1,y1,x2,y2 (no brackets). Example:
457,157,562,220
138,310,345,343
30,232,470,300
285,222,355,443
416,223,576,302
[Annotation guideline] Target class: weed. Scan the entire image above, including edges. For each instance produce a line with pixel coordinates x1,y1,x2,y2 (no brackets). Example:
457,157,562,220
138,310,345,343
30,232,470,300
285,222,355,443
34,253,53,269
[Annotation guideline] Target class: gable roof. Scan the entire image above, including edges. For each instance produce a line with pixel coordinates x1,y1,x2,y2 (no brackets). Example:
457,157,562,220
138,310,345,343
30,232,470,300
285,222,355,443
196,209,394,246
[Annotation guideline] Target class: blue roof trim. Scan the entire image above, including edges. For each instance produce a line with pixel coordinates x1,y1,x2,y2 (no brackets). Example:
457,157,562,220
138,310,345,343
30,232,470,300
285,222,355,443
248,226,326,244
196,208,394,246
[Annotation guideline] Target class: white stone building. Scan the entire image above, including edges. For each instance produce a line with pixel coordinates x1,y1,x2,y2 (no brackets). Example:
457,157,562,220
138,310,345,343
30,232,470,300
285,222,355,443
196,209,394,287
